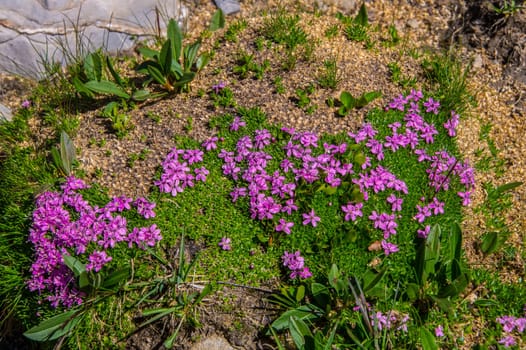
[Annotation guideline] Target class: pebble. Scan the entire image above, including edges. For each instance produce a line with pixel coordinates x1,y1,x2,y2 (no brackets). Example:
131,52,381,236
407,19,420,29
190,335,236,350
472,53,483,70
0,103,13,123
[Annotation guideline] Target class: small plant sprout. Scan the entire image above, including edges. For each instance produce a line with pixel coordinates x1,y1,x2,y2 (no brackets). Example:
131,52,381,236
334,90,382,116
136,11,223,93
317,57,341,90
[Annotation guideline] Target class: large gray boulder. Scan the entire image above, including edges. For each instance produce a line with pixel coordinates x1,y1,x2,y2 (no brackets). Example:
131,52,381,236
0,0,187,79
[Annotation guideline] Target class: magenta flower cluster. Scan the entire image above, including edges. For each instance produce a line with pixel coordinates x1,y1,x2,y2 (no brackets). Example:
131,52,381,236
28,176,159,308
282,250,312,279
154,89,475,278
496,314,526,348
370,310,410,332
154,147,208,196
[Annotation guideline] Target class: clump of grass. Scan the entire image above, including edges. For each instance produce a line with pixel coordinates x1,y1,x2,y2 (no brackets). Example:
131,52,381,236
224,19,248,42
260,9,315,71
317,57,341,90
261,10,308,50
422,52,474,114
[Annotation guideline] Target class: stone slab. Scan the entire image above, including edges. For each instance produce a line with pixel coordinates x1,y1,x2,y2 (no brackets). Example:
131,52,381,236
214,0,240,15
0,0,188,79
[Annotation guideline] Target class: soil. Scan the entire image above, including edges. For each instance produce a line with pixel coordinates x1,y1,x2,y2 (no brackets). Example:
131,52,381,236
0,0,525,349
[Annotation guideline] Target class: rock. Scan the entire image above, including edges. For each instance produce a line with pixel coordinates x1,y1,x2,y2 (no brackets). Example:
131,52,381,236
214,0,240,15
407,19,420,29
190,335,236,350
0,0,188,79
472,53,483,70
0,103,13,122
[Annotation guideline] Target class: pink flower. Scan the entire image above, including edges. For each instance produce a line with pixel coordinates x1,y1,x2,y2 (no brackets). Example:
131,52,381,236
218,237,231,251
498,335,516,347
86,251,112,272
302,209,321,227
386,194,403,212
341,202,363,222
435,325,444,337
381,240,399,255
275,218,294,235
212,81,226,94
423,97,440,114
417,225,431,239
229,116,246,131
457,191,471,206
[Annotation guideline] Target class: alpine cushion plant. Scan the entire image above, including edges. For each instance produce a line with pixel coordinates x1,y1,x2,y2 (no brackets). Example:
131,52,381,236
27,176,160,308
150,88,478,347
155,88,474,276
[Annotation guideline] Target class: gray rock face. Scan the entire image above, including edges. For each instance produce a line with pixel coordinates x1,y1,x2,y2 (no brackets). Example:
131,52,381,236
214,0,240,15
0,0,188,79
0,103,13,122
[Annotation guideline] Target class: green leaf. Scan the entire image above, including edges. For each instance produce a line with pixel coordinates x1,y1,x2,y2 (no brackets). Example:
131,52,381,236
23,309,80,341
310,283,330,310
480,231,505,255
194,283,214,305
51,148,62,173
317,184,337,195
362,267,386,293
163,327,180,349
268,326,286,350
84,80,130,99
131,89,152,101
195,53,211,71
289,316,313,349
416,224,441,285
354,3,369,27
106,56,124,87
359,91,381,105
170,59,183,78
430,295,452,313
172,72,196,88
354,152,366,166
449,222,462,263
323,323,338,350
406,283,420,301
183,41,201,71
167,19,183,61
147,65,168,86
137,47,159,60
296,285,305,303
139,308,176,328
63,254,89,289
489,181,523,200
101,268,130,289
473,299,499,307
102,101,119,116
63,254,86,277
159,40,173,75
271,305,323,331
420,327,438,350
59,131,75,175
437,273,469,298
84,52,102,81
209,9,225,31
448,222,463,280
328,264,340,290
71,76,95,98
340,91,354,108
